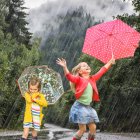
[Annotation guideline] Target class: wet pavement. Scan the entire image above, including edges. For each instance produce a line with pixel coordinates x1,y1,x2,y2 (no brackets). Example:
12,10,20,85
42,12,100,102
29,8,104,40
0,124,139,140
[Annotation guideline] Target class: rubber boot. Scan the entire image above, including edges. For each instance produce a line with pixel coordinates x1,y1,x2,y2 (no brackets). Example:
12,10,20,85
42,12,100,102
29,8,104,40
72,137,78,140
72,134,82,140
32,136,38,140
88,133,95,140
20,138,27,140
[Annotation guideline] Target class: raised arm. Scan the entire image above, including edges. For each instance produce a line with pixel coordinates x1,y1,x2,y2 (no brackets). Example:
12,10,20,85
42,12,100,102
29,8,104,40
93,56,115,81
56,58,69,75
56,58,79,83
104,56,115,69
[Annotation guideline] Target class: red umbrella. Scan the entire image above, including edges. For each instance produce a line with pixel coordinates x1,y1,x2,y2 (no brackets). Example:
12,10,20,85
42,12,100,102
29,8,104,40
82,19,140,63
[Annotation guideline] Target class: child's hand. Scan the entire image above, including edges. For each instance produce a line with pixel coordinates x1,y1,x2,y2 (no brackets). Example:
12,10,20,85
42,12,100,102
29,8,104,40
110,55,115,65
30,96,35,102
32,96,39,102
32,98,37,102
31,98,35,102
104,55,115,69
56,58,67,68
56,58,70,74
31,94,40,102
110,58,115,64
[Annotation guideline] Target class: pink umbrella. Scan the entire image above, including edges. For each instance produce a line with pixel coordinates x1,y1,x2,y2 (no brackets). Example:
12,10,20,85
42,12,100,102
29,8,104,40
82,19,140,63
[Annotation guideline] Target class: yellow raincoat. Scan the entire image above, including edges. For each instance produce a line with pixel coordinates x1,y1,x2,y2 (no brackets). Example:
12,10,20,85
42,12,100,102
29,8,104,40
23,92,48,125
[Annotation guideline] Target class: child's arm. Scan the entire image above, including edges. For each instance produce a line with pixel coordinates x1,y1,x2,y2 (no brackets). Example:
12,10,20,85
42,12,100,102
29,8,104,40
24,92,32,103
93,57,115,81
104,57,115,69
32,94,48,107
56,58,79,83
56,58,69,75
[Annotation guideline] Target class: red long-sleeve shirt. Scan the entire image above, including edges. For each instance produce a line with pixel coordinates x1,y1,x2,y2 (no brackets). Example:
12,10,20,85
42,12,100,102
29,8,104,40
65,67,108,102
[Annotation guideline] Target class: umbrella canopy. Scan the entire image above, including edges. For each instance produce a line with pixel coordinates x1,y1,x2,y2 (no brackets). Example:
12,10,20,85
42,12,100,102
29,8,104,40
17,65,64,105
82,19,140,63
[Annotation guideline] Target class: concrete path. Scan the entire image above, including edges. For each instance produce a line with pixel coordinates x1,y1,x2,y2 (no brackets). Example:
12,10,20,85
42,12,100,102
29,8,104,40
45,123,140,140
0,123,139,140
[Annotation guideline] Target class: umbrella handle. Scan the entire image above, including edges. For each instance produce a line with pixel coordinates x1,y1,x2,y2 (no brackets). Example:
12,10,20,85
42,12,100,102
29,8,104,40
110,39,115,60
111,45,116,64
110,37,114,60
111,51,116,64
16,79,24,97
112,51,114,59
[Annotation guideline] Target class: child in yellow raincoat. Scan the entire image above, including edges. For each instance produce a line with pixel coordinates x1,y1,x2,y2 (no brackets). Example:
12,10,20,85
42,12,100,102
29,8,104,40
20,77,48,140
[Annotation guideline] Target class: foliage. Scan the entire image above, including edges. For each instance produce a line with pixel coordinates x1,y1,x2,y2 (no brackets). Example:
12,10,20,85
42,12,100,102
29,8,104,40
97,58,140,132
0,30,40,128
0,0,41,129
0,0,40,128
4,0,32,46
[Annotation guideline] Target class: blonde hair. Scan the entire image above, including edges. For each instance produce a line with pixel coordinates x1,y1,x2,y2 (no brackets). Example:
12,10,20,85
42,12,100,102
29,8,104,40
70,63,81,92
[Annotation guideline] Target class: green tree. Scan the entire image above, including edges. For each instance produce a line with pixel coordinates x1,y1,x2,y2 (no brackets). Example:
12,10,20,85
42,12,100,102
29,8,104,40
5,0,32,46
0,0,7,29
0,29,41,128
0,0,41,129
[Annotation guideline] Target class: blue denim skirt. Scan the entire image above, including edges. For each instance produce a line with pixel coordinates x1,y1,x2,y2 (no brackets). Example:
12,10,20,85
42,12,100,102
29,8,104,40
69,101,99,124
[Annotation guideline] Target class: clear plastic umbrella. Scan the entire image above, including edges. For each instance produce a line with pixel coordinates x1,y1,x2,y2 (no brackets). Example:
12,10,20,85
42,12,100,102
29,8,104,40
17,65,64,105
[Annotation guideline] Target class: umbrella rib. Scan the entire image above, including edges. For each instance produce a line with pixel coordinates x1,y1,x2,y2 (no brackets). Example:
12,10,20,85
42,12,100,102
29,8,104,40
93,27,115,42
97,28,109,35
113,35,137,48
112,31,136,35
94,30,138,49
93,35,109,42
106,36,112,59
97,28,135,36
97,25,115,35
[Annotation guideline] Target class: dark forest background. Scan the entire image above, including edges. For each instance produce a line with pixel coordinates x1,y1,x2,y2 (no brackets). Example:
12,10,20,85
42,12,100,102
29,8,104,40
0,0,140,132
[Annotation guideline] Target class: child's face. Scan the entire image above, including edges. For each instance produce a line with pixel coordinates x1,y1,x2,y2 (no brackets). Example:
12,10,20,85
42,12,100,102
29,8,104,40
79,62,91,75
29,84,39,93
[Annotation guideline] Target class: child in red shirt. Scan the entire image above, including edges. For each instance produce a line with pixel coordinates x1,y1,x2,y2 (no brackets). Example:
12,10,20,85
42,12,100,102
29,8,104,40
56,57,115,140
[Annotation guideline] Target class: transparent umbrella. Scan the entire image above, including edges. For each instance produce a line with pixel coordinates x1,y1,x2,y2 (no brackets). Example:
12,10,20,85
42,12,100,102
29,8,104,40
17,65,64,105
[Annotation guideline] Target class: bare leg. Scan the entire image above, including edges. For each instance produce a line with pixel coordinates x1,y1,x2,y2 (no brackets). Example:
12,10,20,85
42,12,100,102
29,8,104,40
22,127,29,139
32,129,38,137
73,124,86,140
87,123,96,140
88,122,96,134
